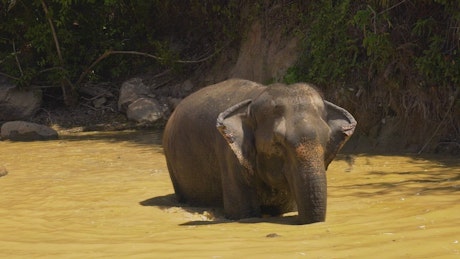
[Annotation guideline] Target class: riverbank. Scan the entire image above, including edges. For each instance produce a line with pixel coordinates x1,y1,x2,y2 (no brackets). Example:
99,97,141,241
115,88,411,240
30,97,164,134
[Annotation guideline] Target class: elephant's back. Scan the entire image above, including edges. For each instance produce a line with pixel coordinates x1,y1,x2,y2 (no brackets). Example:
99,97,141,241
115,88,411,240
164,79,264,141
174,79,263,121
162,79,264,205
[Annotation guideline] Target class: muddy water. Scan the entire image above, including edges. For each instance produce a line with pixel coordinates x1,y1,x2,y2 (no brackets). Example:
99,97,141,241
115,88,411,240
0,130,459,258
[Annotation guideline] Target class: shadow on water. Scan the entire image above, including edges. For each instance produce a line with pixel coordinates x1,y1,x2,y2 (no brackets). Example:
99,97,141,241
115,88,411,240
334,152,460,169
340,172,460,197
333,154,460,198
340,182,459,198
139,194,300,226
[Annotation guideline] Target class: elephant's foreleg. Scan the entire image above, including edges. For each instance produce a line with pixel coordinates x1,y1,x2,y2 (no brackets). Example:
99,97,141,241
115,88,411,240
220,160,260,220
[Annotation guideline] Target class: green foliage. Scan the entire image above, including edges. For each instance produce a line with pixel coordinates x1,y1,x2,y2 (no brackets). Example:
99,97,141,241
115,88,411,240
284,0,361,87
0,0,241,98
412,14,460,86
1,0,134,87
1,0,458,119
283,0,459,145
285,0,460,92
415,35,460,86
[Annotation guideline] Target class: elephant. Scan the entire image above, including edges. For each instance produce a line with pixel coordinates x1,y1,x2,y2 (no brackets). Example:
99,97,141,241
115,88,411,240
162,79,356,224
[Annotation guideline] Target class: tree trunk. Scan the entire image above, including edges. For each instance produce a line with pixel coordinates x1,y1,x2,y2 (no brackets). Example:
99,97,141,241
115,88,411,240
61,79,78,107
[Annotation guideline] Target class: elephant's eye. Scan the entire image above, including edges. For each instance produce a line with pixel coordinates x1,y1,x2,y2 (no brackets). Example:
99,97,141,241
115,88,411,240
271,142,284,156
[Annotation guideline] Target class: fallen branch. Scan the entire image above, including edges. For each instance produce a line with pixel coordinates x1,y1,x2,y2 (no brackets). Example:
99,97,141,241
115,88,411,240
0,72,20,81
378,0,407,15
80,102,98,111
76,46,225,87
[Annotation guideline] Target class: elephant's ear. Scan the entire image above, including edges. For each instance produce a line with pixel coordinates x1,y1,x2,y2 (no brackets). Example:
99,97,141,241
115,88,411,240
324,100,357,168
216,99,255,175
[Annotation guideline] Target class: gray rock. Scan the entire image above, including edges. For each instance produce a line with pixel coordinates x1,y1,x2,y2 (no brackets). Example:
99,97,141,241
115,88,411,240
1,121,58,141
118,78,149,113
0,166,7,177
126,98,164,123
181,79,194,91
167,97,182,110
0,77,42,121
93,96,107,108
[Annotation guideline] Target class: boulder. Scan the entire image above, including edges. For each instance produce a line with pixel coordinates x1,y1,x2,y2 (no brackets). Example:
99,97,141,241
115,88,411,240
118,77,150,113
1,121,58,141
167,80,195,98
126,98,165,123
181,79,194,92
0,77,42,121
167,97,182,110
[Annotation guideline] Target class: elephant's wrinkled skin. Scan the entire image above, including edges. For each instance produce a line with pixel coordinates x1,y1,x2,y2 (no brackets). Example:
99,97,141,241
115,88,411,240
162,79,356,224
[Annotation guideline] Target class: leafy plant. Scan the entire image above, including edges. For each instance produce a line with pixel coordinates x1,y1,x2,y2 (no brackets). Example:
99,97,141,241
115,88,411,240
1,0,240,106
284,0,361,88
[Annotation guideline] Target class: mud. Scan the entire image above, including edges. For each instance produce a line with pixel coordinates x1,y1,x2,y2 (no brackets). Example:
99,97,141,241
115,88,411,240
0,130,458,258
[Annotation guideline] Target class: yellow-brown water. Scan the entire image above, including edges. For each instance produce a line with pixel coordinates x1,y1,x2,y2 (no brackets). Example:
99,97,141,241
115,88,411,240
1,130,459,258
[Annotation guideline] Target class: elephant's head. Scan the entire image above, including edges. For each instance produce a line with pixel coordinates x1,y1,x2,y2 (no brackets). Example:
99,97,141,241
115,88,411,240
217,83,356,224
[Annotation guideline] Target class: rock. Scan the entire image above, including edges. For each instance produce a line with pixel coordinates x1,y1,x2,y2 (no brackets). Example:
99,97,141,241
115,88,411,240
0,166,7,177
167,97,182,110
166,80,194,98
126,98,164,123
118,77,150,113
93,97,107,108
0,76,42,121
181,80,194,92
266,233,281,238
118,77,177,122
1,121,58,141
79,83,114,98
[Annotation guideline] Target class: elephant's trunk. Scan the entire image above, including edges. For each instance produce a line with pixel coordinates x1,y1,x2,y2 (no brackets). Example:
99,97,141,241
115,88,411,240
291,140,327,224
294,168,327,224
